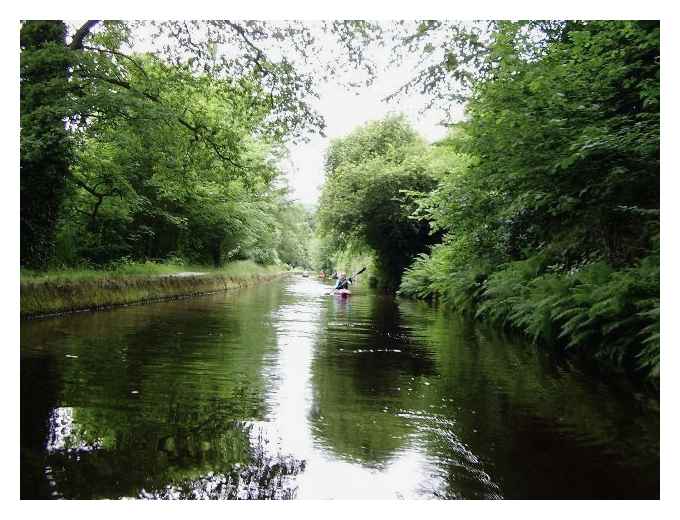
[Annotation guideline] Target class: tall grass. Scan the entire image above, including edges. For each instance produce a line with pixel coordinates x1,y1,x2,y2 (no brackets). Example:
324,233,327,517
20,260,288,317
20,260,283,284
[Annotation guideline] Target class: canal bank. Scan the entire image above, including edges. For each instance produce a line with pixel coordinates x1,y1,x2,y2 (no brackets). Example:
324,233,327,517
20,261,290,319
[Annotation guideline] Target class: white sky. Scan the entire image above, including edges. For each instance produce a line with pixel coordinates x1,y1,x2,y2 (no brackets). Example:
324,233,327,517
281,32,465,206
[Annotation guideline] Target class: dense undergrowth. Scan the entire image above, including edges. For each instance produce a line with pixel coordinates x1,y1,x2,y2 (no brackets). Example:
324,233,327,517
399,245,659,378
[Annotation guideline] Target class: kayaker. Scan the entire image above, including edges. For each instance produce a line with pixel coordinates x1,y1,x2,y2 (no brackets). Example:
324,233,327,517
334,272,352,291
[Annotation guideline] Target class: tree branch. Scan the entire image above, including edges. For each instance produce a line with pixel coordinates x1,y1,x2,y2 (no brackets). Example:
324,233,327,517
89,73,245,171
70,20,100,50
82,45,151,81
67,173,100,197
223,21,269,71
67,174,122,229
220,21,280,112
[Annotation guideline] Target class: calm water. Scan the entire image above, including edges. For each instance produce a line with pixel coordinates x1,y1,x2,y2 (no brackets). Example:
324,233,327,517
20,276,659,499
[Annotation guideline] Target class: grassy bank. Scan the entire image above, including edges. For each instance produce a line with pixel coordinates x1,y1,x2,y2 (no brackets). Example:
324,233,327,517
21,260,288,318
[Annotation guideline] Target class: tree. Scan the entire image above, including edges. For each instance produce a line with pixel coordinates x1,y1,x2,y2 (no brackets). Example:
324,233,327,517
399,21,660,377
318,116,445,289
20,21,72,268
20,20,375,268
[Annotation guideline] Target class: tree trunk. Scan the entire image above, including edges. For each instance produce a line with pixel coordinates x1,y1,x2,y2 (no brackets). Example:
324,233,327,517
20,21,71,269
210,239,223,267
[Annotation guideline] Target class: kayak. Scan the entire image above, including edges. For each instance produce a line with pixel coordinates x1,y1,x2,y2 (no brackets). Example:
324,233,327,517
335,289,351,297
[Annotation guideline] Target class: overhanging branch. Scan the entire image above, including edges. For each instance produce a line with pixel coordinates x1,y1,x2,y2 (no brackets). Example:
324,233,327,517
70,20,100,50
89,73,245,171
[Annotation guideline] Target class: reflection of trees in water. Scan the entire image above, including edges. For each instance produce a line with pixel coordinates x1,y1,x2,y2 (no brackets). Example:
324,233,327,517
309,294,437,468
21,284,295,499
21,353,60,498
27,290,278,416
22,281,659,499
310,292,659,499
139,424,305,499
411,311,659,499
38,396,306,499
308,295,503,498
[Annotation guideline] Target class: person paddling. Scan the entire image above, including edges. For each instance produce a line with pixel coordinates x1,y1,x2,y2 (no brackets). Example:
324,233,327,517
334,272,352,291
330,267,366,294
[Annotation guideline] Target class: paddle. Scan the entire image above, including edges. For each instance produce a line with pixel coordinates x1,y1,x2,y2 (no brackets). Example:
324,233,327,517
351,267,367,279
328,267,366,295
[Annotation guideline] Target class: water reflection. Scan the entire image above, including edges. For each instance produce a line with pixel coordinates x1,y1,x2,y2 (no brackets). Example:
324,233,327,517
251,278,443,499
301,288,499,498
21,285,298,499
20,276,659,499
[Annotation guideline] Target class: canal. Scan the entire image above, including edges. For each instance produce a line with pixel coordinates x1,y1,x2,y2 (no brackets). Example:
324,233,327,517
20,275,659,499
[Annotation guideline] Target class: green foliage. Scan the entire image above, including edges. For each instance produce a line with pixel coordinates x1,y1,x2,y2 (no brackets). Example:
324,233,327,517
480,253,660,373
403,249,660,377
269,201,314,268
317,116,445,289
21,20,352,271
399,21,659,378
309,235,336,273
55,84,296,268
20,21,72,268
459,21,659,268
399,238,488,315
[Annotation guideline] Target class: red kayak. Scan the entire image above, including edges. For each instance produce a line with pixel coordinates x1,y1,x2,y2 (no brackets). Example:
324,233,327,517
334,289,351,297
